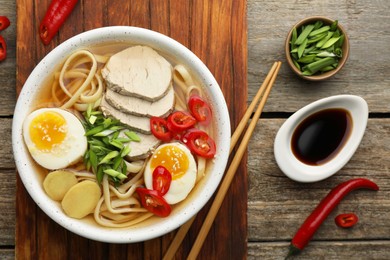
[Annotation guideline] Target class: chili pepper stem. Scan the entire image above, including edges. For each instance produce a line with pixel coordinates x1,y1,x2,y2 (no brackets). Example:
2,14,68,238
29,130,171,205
285,244,301,259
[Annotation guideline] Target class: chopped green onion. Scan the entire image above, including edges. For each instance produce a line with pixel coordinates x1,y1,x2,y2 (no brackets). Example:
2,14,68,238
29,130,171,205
302,70,313,76
89,150,98,173
99,151,119,165
104,169,127,180
115,137,131,143
109,125,124,131
291,27,297,50
316,51,336,58
86,103,93,119
313,20,323,30
112,156,122,170
334,48,342,58
292,59,301,70
321,36,341,49
102,136,110,145
335,34,345,48
85,125,105,136
320,65,336,72
111,130,120,140
91,145,111,154
297,54,317,64
89,115,97,124
97,166,104,183
109,139,124,149
295,24,314,45
94,129,115,137
309,25,330,37
307,32,327,44
316,31,334,48
330,20,338,31
304,57,337,74
121,162,127,175
125,131,141,142
297,38,308,58
121,146,131,157
104,118,112,127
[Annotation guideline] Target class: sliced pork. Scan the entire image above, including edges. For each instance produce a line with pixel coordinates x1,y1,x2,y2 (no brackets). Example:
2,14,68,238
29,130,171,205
121,131,160,160
105,85,175,118
100,98,151,134
101,45,172,102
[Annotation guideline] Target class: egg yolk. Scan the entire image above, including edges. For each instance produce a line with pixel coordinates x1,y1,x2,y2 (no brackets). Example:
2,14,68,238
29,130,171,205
29,111,67,151
150,145,189,180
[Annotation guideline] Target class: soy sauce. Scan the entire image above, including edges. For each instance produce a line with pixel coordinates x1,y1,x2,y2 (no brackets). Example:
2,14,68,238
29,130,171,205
291,108,352,166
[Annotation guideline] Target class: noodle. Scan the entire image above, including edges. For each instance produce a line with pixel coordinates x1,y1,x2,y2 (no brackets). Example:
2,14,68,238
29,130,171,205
124,160,145,174
93,173,154,227
118,165,145,193
109,178,142,200
102,175,141,214
94,196,153,228
174,92,187,110
53,50,106,111
173,64,195,93
196,156,206,183
185,85,203,100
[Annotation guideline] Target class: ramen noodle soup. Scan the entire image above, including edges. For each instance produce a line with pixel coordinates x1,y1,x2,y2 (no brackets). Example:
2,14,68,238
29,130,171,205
22,43,217,228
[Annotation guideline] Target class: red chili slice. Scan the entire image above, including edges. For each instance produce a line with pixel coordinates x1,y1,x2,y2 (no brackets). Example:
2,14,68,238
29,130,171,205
39,0,79,45
182,129,216,158
152,166,172,196
136,188,171,217
335,213,358,228
0,16,10,31
167,111,196,133
188,94,212,125
0,35,6,62
150,117,172,142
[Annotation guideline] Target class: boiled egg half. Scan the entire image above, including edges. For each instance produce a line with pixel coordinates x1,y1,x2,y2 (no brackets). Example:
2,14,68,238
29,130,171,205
144,142,197,204
23,108,87,170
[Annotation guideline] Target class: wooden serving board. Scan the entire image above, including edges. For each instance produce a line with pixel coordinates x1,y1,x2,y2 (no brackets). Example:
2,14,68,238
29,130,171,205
16,0,247,259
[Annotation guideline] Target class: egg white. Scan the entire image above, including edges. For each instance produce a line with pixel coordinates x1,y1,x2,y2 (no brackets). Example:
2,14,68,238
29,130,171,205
23,108,87,170
144,142,197,204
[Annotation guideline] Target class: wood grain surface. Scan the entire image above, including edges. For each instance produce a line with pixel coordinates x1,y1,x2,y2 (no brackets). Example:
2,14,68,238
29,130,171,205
1,0,390,259
14,0,247,259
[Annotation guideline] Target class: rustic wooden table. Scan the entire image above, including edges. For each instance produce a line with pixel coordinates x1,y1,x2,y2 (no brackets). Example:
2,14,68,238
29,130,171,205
1,0,390,259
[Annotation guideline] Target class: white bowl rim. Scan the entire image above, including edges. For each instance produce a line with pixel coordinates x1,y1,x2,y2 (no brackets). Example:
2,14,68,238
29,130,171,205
12,26,231,243
274,94,368,183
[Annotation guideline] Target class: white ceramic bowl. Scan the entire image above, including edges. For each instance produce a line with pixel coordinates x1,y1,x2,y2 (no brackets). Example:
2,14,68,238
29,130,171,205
12,26,231,243
274,95,368,183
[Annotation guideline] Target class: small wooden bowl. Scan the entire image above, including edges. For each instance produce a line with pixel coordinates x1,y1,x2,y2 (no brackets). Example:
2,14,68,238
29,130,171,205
285,16,350,81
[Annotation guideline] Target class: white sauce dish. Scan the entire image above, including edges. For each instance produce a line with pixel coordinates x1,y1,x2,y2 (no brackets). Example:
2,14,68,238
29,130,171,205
274,95,368,183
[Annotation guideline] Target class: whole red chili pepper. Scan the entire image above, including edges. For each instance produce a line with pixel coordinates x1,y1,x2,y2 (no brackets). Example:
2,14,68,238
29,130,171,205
287,178,379,258
0,35,6,62
39,0,79,45
335,213,359,228
0,16,11,31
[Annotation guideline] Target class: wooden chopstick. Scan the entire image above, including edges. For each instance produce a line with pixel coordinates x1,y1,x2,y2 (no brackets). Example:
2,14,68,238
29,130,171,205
162,61,282,260
187,61,281,259
229,61,280,154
